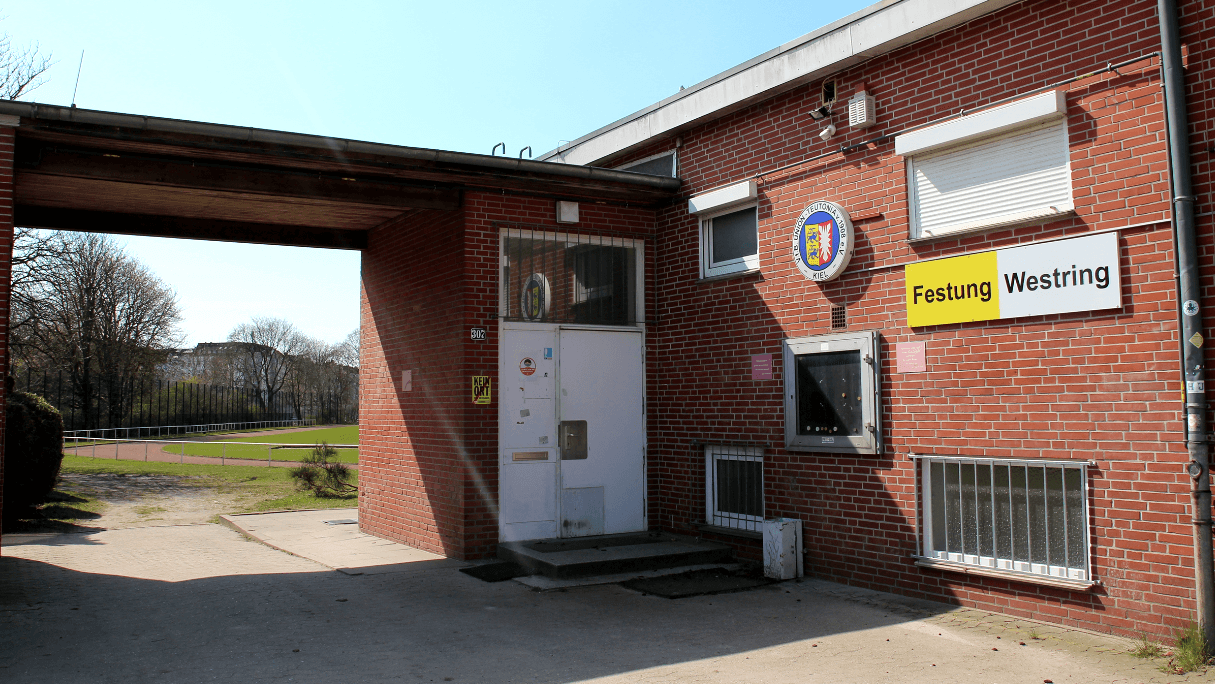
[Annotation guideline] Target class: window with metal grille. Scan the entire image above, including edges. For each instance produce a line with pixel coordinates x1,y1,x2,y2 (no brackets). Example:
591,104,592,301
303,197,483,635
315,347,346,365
915,455,1091,584
500,226,643,326
705,445,763,532
830,304,846,329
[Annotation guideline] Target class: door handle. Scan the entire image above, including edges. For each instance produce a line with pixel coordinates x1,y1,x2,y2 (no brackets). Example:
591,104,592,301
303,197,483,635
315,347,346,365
558,420,588,460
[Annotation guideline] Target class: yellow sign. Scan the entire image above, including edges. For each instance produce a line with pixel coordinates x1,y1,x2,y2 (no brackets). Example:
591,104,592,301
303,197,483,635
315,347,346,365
472,376,492,404
905,251,1000,327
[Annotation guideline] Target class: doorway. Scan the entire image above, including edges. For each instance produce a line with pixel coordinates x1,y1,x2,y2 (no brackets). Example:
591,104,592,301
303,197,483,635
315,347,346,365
499,324,645,542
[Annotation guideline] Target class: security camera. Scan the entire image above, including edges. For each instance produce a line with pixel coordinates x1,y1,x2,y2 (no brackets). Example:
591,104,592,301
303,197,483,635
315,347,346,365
819,123,836,141
809,105,832,120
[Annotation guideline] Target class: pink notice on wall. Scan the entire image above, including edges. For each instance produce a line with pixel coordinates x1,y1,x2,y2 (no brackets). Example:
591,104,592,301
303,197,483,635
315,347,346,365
896,342,927,373
751,354,773,380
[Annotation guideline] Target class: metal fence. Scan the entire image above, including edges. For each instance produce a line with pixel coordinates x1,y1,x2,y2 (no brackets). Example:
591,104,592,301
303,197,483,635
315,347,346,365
63,419,316,441
16,368,356,432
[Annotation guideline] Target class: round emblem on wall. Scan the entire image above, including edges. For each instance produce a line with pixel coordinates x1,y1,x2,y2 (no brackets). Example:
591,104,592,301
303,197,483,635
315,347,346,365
519,358,537,376
791,201,855,282
520,273,551,321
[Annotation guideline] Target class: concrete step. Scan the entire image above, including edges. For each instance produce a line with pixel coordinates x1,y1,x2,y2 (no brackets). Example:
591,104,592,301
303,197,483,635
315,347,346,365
498,531,733,579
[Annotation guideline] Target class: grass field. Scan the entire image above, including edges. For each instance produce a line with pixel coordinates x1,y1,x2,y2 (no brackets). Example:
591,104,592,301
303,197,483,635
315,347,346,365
60,455,358,512
165,425,359,464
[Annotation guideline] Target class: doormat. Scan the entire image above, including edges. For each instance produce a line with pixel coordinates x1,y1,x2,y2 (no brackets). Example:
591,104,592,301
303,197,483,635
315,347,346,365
621,567,777,599
459,561,529,583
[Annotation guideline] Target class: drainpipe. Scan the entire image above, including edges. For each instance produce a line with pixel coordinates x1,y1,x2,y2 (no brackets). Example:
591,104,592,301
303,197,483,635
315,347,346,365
1158,0,1214,643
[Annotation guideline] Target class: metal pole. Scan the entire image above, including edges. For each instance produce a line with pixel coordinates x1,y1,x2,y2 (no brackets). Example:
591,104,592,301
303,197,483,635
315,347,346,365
181,440,185,464
268,444,272,467
1159,0,1213,644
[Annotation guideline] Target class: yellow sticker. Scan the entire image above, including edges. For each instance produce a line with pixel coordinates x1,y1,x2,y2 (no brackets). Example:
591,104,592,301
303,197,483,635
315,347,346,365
472,376,492,404
905,251,1000,327
1190,332,1204,348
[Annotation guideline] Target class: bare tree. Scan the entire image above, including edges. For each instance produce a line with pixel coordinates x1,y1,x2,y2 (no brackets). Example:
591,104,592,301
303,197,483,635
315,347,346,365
336,328,359,368
14,233,183,426
226,316,306,412
8,228,67,364
284,333,328,420
6,23,57,370
0,24,53,100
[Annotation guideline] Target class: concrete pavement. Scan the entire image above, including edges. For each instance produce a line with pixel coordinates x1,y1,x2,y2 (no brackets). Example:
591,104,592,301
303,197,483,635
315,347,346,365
221,509,462,575
1,510,1202,683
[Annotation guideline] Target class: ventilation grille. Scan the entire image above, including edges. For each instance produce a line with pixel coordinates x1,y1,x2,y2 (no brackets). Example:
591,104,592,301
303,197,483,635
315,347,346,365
831,305,847,330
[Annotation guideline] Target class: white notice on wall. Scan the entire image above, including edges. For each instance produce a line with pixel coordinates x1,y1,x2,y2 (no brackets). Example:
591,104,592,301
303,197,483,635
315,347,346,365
401,370,413,392
995,232,1121,319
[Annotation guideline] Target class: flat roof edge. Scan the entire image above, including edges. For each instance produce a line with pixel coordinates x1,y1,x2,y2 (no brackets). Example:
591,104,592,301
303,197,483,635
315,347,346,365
537,0,1022,167
0,100,681,191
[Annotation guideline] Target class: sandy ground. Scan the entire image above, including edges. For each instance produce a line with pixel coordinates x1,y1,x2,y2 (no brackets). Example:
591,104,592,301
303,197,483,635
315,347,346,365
56,470,253,528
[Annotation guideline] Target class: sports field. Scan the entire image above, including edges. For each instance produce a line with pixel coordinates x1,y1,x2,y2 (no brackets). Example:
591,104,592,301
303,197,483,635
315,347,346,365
172,425,359,464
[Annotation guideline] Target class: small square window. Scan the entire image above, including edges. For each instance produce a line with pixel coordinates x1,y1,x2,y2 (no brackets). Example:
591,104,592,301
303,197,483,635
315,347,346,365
701,205,759,278
783,331,882,454
705,445,763,532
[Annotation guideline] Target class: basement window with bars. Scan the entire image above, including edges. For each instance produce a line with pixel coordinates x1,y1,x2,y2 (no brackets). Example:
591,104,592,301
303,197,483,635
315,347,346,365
915,455,1093,586
500,226,644,326
705,445,764,532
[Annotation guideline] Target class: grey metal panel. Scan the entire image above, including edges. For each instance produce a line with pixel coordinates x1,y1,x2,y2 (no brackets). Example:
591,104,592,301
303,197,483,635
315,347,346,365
560,487,604,537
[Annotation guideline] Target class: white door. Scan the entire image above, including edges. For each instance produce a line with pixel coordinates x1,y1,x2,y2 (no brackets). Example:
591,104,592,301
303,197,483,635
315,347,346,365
499,325,645,541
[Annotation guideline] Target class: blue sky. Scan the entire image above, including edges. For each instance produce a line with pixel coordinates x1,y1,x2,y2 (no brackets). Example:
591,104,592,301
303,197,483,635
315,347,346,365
6,0,872,346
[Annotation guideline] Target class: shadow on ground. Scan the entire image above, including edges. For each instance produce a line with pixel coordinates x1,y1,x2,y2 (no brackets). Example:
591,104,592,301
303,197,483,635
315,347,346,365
0,539,1152,684
0,552,948,683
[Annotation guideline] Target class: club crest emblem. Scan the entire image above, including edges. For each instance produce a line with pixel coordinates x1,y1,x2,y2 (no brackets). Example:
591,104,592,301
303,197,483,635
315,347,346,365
792,201,854,282
520,273,551,321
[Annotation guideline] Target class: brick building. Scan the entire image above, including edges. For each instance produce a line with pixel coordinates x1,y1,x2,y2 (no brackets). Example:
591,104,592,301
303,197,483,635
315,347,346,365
354,0,1215,638
1,0,1212,643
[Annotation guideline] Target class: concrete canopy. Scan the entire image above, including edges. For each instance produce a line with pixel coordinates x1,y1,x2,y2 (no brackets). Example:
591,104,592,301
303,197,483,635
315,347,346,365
0,101,680,250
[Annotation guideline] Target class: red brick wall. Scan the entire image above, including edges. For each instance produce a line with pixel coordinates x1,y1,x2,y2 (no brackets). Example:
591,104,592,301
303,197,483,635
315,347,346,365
644,0,1194,638
359,208,471,557
359,196,656,560
0,126,14,550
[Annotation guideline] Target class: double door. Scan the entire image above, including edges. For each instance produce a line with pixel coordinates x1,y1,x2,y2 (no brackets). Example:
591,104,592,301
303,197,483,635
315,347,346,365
499,324,645,542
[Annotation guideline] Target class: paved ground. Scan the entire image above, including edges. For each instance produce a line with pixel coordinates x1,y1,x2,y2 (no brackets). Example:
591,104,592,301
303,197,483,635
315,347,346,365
2,509,1210,683
222,509,462,575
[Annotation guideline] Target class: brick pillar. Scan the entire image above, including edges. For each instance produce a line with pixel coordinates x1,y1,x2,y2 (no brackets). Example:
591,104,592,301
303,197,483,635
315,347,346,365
0,117,17,549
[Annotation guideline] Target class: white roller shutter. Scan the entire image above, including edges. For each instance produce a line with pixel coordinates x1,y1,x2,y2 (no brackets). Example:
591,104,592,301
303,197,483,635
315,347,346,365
908,119,1072,239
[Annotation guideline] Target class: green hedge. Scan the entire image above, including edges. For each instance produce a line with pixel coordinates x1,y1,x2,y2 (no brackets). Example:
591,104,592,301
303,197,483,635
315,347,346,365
4,390,65,522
